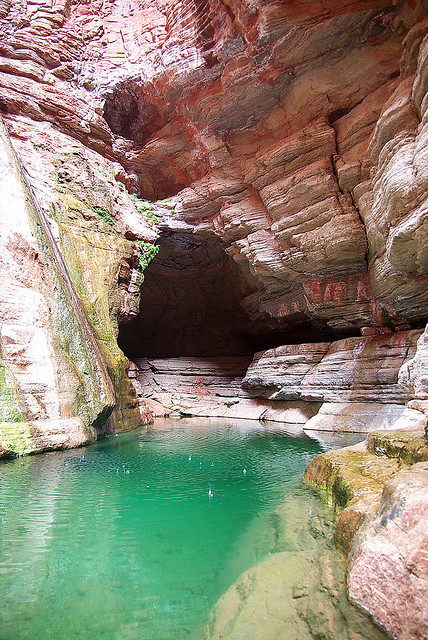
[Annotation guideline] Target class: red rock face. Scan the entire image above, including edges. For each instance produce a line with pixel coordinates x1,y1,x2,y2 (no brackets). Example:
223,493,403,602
1,4,428,635
0,0,427,348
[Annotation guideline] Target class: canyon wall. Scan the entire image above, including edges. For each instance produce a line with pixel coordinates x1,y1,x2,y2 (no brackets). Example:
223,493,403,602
0,2,427,637
1,1,427,362
0,116,149,454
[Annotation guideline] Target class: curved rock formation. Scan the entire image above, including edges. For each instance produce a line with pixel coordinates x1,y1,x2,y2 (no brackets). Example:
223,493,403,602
1,0,427,355
0,0,427,637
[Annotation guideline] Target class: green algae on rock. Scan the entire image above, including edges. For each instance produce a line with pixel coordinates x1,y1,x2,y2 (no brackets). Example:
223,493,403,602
0,117,145,457
53,152,152,432
304,429,428,636
367,429,428,465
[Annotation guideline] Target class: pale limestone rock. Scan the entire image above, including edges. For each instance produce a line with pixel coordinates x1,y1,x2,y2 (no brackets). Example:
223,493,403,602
0,119,121,454
242,343,331,400
301,331,422,404
205,492,388,640
304,430,428,559
304,403,411,434
0,125,61,429
412,31,428,115
399,323,428,400
131,356,319,425
355,42,428,322
243,331,422,413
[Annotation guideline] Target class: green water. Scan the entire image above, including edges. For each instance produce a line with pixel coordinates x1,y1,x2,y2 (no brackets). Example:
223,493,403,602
0,419,331,640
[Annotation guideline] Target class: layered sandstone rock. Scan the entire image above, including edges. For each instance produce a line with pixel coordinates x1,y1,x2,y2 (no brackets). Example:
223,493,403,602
242,343,331,400
0,1,427,638
1,0,427,358
305,430,428,638
0,112,160,455
348,462,428,640
131,356,319,426
242,329,425,433
0,119,113,453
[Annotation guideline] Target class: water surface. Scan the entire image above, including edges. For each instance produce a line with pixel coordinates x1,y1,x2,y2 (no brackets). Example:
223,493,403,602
0,419,333,639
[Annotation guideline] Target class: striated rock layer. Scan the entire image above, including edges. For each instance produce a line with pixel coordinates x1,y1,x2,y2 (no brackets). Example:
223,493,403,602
131,356,320,425
1,0,427,360
0,2,428,638
130,328,427,436
0,115,156,454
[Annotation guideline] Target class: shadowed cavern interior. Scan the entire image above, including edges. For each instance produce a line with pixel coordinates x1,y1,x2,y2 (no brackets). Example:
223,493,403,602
118,229,340,360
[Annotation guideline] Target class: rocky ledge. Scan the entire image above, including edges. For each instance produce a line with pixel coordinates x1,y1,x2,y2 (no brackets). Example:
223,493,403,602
129,326,427,435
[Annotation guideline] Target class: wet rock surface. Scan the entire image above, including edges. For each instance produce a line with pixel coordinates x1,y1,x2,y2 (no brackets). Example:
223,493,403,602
348,462,428,640
305,430,428,637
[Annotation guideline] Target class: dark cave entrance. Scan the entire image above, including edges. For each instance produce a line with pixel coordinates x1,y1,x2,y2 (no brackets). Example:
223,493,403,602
118,229,330,362
118,230,261,360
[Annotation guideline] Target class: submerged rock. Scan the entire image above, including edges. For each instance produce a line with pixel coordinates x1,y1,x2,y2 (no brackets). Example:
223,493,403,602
204,491,389,640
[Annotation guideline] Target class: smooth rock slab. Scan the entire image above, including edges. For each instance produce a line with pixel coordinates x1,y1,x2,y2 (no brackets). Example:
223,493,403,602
303,402,422,434
204,493,389,640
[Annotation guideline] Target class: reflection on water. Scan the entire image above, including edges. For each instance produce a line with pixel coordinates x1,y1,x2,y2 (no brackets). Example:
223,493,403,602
0,418,333,639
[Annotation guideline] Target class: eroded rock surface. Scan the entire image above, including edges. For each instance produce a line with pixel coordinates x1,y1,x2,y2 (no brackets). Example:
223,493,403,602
0,1,427,637
131,356,319,425
0,120,113,453
348,462,428,640
242,329,425,434
1,0,427,361
0,113,158,454
305,430,428,638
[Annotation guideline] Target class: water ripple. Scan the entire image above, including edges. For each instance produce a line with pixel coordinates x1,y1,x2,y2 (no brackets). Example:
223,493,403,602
0,418,326,640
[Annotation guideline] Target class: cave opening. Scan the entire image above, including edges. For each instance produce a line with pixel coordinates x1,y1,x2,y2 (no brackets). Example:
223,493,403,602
103,81,167,146
117,229,335,363
118,230,259,360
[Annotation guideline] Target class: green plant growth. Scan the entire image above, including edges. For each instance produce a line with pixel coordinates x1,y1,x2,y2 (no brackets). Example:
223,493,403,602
130,193,161,227
137,241,159,270
32,141,53,152
157,198,176,214
0,360,23,423
91,205,115,227
146,210,161,226
84,76,98,89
